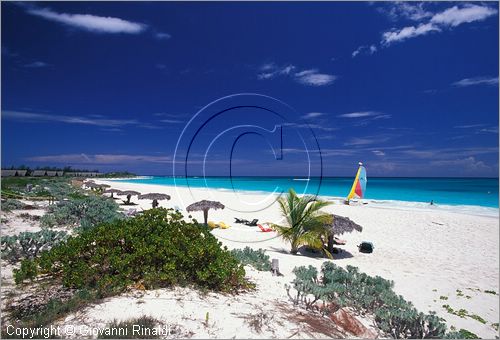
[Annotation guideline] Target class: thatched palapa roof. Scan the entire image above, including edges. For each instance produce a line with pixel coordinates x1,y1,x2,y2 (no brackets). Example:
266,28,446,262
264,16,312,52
327,214,363,235
105,189,123,194
117,190,141,196
85,182,99,188
138,193,171,200
186,200,224,212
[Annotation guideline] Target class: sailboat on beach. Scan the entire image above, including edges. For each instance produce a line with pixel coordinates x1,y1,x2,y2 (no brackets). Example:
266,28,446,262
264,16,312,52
345,162,367,204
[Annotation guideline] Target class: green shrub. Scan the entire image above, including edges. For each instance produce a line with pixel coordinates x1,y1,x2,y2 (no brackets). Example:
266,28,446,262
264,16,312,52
230,247,272,271
1,199,26,212
14,259,39,284
16,209,247,295
1,229,68,263
40,196,123,230
287,262,448,338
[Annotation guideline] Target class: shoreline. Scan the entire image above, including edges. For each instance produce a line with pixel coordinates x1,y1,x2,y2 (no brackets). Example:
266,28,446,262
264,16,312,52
102,177,499,218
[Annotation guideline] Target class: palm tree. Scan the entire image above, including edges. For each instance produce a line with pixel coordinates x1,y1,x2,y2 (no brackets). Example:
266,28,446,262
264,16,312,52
273,188,332,255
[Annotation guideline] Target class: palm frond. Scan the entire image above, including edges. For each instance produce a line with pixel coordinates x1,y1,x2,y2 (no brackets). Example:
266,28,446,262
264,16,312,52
274,188,332,255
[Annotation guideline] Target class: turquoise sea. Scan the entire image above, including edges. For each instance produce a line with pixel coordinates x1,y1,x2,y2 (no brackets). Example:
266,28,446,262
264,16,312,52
114,176,499,210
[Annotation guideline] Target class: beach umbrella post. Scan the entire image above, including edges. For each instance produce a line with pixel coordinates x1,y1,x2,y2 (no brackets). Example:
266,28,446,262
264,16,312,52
138,193,171,208
117,190,141,205
326,214,363,254
186,200,225,225
104,188,123,199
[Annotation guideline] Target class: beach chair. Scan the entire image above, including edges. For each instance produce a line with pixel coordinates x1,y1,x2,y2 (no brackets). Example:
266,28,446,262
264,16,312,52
258,224,273,232
244,219,259,226
234,217,249,224
333,237,347,245
207,221,218,229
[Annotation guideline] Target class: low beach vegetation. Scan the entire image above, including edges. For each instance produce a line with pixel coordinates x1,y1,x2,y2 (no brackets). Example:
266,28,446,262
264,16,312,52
230,247,272,271
40,195,123,230
98,316,161,339
15,208,247,294
287,262,448,338
445,328,480,339
1,229,68,263
1,199,27,212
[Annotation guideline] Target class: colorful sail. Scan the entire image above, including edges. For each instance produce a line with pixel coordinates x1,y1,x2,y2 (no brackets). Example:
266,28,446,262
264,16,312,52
347,163,367,200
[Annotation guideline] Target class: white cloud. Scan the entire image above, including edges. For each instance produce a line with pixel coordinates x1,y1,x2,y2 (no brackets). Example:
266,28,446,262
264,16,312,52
283,122,337,132
431,5,498,27
159,119,183,124
344,136,390,146
257,64,295,79
258,63,336,87
294,69,336,86
381,4,497,46
430,156,490,172
24,61,50,68
372,150,386,156
27,7,147,34
454,124,486,129
479,126,499,134
3,110,141,128
155,32,171,40
302,112,326,119
382,23,440,45
403,147,498,159
352,45,377,58
452,76,499,87
338,111,384,118
379,2,433,22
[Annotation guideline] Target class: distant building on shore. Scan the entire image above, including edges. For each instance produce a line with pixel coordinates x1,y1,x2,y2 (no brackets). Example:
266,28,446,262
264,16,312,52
32,170,48,177
1,169,27,177
1,169,100,177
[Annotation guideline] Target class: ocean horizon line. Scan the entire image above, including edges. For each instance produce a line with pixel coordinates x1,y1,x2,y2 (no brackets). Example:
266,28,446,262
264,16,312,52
130,175,500,180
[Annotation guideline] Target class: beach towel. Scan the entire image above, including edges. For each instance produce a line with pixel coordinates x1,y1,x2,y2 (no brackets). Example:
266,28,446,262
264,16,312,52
217,222,230,229
258,224,273,232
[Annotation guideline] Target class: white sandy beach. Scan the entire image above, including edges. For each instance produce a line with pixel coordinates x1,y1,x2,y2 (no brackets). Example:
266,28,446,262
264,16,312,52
58,179,498,339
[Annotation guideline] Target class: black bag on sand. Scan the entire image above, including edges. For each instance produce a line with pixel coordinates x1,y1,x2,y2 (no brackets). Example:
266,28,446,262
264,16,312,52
358,241,374,253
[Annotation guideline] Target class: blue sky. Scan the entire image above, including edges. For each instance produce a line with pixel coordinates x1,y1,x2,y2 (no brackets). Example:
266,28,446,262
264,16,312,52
2,1,499,177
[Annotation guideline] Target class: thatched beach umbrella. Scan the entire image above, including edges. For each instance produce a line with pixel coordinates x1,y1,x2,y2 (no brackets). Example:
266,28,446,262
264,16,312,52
325,214,363,253
85,182,99,189
117,190,141,205
186,200,225,225
104,188,123,198
139,193,171,208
